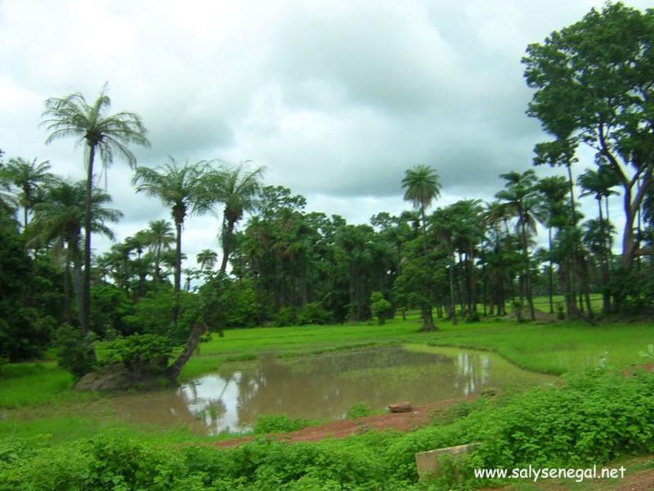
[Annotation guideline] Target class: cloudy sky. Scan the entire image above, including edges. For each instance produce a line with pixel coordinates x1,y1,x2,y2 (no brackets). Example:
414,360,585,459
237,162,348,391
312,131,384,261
1,0,648,266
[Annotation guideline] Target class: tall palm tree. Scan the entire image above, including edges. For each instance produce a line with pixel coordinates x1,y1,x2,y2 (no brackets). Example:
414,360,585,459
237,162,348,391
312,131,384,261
578,164,620,312
203,162,265,276
535,176,569,313
27,179,122,326
496,170,542,322
401,164,441,331
42,85,149,337
133,157,209,323
1,157,53,228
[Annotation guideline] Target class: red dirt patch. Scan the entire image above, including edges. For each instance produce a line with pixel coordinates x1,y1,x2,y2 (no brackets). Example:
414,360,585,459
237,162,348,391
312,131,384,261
215,397,474,448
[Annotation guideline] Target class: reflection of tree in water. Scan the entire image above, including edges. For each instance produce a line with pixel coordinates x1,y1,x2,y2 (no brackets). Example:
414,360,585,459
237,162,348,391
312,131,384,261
452,353,491,396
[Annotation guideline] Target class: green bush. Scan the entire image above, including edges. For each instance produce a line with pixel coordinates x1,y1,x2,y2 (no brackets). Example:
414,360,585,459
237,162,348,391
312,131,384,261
252,414,313,434
370,291,392,325
104,334,173,378
54,324,95,380
345,402,373,419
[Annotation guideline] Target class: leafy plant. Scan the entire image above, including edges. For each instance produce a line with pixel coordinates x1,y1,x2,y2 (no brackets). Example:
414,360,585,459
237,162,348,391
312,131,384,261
345,402,373,419
104,334,173,378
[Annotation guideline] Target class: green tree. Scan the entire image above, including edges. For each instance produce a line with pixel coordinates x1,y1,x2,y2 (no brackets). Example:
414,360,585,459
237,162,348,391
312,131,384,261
401,164,441,331
496,170,542,321
1,157,53,228
578,163,621,312
42,85,150,339
133,157,209,324
535,176,570,314
196,249,218,271
143,219,175,283
204,162,265,276
28,179,122,327
523,2,654,273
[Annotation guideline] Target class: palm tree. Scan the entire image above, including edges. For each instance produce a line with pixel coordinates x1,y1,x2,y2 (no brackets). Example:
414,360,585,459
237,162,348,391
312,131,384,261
203,162,265,276
143,219,175,282
42,85,149,338
1,157,53,228
496,170,542,322
27,179,122,326
535,176,569,313
197,249,218,271
133,157,209,323
401,164,441,331
578,164,620,312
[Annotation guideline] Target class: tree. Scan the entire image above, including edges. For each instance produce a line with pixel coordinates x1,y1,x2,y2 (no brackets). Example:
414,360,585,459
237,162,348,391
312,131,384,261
144,219,175,283
496,170,542,321
401,164,441,331
133,157,209,323
28,179,122,327
203,162,265,276
578,163,621,312
42,85,149,339
197,249,218,271
535,176,570,313
1,157,53,228
523,2,654,273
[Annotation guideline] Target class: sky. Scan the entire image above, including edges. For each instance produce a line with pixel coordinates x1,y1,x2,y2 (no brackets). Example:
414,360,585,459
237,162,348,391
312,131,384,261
1,0,648,268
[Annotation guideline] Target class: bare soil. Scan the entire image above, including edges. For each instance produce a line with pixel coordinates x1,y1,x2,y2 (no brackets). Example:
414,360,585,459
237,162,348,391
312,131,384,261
215,397,470,448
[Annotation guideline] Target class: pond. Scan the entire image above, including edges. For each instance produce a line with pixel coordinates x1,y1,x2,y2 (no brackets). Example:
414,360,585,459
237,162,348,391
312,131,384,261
107,345,554,435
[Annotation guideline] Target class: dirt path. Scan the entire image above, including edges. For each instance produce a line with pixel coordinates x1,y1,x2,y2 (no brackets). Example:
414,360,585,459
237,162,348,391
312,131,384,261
215,398,469,448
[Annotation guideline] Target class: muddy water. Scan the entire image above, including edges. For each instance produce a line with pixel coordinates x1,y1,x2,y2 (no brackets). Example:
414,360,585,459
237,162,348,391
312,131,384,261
107,345,554,435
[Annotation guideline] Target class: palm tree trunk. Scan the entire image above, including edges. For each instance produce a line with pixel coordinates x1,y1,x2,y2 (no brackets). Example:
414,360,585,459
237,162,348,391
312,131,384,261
419,206,436,331
219,218,235,276
173,217,183,325
82,145,95,338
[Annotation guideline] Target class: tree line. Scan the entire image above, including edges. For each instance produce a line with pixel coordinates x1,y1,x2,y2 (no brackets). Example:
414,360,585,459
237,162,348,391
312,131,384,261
0,2,652,378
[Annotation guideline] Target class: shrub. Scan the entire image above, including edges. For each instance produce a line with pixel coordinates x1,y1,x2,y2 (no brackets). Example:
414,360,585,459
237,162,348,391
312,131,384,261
345,402,373,419
54,324,95,380
104,334,173,378
370,291,393,325
252,414,313,434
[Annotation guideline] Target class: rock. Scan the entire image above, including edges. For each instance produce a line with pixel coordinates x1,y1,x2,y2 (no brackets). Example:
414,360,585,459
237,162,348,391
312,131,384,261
415,442,481,480
388,402,412,413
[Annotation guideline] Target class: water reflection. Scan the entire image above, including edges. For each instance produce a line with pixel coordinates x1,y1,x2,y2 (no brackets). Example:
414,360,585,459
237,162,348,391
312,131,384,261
108,346,552,435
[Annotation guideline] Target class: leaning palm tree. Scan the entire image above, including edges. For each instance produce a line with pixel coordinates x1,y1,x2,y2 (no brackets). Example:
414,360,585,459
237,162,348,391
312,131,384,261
27,179,122,326
133,157,210,323
202,162,265,276
42,85,149,338
401,164,441,331
1,157,53,228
